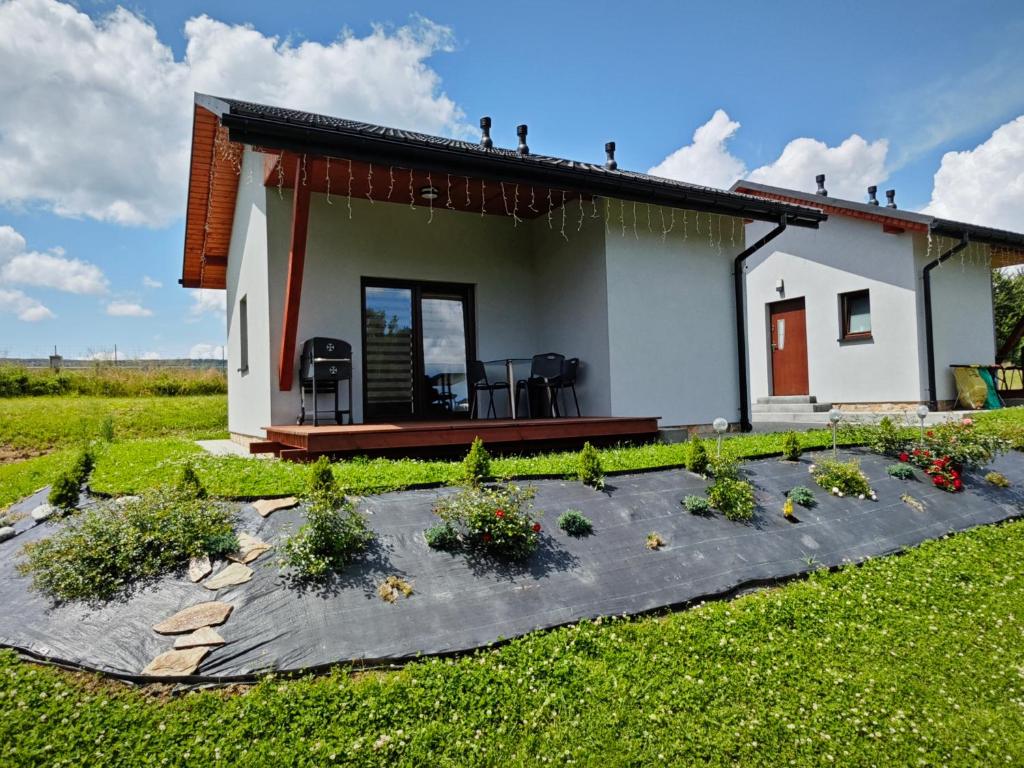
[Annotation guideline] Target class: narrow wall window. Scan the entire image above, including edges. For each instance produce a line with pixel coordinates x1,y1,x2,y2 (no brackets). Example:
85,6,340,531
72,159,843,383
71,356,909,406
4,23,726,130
238,295,249,373
839,289,871,341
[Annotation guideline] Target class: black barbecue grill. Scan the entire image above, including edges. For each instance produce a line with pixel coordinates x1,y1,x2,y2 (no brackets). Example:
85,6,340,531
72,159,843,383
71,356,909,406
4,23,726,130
298,337,353,426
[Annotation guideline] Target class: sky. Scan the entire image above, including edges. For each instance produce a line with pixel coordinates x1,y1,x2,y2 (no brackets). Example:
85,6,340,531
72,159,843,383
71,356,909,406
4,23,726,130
1,0,1023,359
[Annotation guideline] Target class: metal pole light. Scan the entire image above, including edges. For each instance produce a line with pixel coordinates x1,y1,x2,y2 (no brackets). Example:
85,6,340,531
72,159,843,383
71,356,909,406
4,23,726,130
712,417,728,457
916,404,929,445
828,408,842,457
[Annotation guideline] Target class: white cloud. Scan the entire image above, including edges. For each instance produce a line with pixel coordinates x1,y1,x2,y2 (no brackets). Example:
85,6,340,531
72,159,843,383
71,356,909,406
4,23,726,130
106,301,153,318
648,110,890,200
188,288,227,319
0,0,467,227
142,276,162,288
0,287,53,321
189,342,224,359
0,224,108,294
648,110,746,190
923,115,1024,231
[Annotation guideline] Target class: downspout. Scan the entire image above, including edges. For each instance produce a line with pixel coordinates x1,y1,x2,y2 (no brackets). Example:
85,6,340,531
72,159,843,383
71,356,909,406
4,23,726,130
734,215,790,432
923,232,969,410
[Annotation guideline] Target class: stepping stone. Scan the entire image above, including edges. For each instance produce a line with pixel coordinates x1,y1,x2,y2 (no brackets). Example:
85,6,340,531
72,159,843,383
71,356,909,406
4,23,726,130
203,562,253,591
188,555,212,583
0,526,15,543
173,626,225,649
31,504,56,522
153,601,233,635
252,497,298,518
141,647,210,677
227,533,271,564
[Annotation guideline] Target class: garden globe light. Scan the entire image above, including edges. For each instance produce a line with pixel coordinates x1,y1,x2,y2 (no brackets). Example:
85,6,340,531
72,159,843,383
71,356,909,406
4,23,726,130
712,417,728,456
828,408,842,457
916,404,929,444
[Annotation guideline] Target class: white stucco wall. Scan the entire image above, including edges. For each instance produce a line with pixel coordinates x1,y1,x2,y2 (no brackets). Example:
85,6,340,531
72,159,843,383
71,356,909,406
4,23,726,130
531,212,611,417
913,235,995,403
604,210,744,426
745,216,923,404
225,149,272,438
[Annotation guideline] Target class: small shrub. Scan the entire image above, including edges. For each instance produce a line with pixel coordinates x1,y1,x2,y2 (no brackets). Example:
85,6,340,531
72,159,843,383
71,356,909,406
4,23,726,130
781,431,802,461
682,495,711,515
708,478,755,522
307,456,338,500
433,483,541,560
646,532,665,550
985,471,1010,488
462,437,492,487
69,448,95,485
99,415,116,443
886,463,916,480
558,509,593,537
577,442,604,489
870,416,908,456
18,487,237,603
708,455,740,481
47,473,80,512
424,522,461,551
377,576,414,603
812,459,874,499
282,494,374,580
787,486,816,508
685,435,710,475
176,464,207,500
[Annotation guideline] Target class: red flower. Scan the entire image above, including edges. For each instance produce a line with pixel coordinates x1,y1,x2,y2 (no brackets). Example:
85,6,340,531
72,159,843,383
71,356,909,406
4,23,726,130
926,430,934,437
922,450,931,457
495,509,505,518
482,533,492,543
912,448,921,455
532,523,541,533
899,452,910,462
953,479,963,491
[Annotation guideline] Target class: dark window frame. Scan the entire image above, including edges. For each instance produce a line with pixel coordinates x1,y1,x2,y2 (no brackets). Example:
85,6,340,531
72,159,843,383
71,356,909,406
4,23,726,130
839,288,872,342
238,294,249,374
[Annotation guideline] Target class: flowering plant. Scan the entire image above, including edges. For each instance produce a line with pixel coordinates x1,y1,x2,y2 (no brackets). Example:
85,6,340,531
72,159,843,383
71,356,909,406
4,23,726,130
811,459,875,499
431,483,541,560
923,456,962,493
900,418,1005,472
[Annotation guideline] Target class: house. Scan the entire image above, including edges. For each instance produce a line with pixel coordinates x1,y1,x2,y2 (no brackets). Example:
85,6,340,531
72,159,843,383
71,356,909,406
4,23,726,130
180,94,827,456
730,177,1024,423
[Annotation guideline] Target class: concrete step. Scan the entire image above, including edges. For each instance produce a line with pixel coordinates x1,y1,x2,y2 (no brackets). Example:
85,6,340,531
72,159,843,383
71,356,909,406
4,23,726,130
755,395,818,405
751,402,832,414
750,412,833,424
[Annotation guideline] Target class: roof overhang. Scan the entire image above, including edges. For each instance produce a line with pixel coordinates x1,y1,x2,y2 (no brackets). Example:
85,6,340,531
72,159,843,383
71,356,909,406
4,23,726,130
182,95,827,290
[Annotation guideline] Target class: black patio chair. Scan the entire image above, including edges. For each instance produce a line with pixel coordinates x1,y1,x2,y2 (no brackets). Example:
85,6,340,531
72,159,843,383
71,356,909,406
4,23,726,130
550,357,581,417
469,360,510,419
515,353,565,418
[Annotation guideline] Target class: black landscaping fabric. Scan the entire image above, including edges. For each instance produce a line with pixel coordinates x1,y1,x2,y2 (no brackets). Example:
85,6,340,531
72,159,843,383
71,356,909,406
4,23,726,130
1,449,1022,683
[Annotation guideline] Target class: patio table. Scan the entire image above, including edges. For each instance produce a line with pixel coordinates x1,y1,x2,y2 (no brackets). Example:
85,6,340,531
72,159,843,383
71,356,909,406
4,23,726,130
484,358,532,419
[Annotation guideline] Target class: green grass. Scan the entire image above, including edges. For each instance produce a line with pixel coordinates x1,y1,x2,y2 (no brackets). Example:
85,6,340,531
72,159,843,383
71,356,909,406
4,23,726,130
0,395,227,456
0,363,226,398
2,519,1023,766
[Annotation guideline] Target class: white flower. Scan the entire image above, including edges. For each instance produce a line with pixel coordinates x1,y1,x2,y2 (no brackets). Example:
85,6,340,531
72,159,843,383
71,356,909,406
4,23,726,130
838,491,845,497
831,486,839,494
809,464,817,473
858,494,865,500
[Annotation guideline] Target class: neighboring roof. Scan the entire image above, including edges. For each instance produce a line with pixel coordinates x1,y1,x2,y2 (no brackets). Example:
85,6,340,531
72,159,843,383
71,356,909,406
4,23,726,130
183,94,827,289
732,179,1024,267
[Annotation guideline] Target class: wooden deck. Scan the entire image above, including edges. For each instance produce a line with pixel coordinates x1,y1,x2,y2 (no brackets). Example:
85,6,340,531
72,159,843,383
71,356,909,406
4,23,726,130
257,416,660,461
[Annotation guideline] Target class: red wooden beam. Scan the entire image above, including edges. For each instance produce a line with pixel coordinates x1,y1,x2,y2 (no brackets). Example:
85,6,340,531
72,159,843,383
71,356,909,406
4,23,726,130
277,156,312,391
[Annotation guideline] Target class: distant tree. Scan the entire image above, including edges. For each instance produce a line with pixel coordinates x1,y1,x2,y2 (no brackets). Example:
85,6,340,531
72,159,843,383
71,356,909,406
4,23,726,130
993,267,1024,364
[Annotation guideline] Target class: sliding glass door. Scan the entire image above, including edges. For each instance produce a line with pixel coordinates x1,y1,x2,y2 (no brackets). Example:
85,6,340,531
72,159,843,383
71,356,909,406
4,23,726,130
362,279,474,421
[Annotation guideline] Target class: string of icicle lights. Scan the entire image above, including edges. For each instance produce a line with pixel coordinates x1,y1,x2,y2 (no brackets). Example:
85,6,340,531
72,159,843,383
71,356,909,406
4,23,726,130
257,152,995,267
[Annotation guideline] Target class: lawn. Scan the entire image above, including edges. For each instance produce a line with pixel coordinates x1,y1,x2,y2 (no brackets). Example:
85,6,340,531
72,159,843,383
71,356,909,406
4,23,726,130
2,519,1022,766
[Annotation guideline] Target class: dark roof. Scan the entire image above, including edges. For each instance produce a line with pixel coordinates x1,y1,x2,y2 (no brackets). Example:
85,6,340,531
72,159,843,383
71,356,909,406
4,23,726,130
731,179,1024,252
196,94,826,229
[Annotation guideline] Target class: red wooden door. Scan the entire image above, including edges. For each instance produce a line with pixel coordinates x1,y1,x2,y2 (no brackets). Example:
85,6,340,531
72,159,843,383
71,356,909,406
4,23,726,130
769,298,809,396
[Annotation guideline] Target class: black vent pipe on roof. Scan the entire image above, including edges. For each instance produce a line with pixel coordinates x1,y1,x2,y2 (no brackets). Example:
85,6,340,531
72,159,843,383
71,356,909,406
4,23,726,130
479,116,493,149
516,124,529,155
734,215,790,431
815,174,827,196
605,142,617,170
867,185,879,205
923,232,969,410
885,189,897,208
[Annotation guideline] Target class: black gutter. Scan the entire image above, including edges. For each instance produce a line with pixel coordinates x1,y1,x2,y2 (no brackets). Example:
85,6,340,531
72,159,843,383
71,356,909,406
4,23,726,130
216,111,825,229
734,216,790,431
923,233,969,409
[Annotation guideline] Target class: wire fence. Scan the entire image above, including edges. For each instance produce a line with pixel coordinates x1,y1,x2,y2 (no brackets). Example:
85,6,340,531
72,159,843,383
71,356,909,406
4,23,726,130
0,346,226,369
